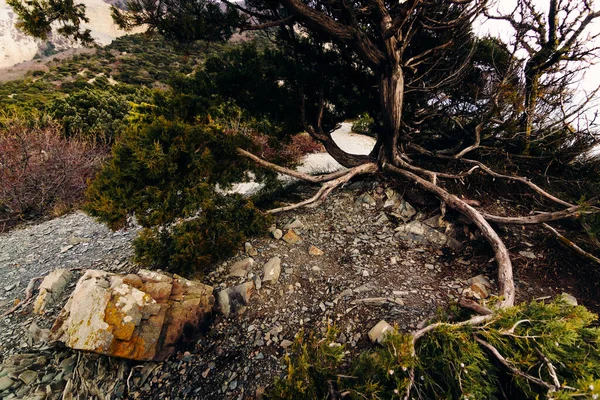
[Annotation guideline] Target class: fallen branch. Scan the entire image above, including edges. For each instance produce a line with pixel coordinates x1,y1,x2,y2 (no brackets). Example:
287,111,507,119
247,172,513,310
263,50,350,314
482,204,593,225
474,337,556,391
385,163,515,308
542,223,600,265
0,276,44,318
267,163,377,213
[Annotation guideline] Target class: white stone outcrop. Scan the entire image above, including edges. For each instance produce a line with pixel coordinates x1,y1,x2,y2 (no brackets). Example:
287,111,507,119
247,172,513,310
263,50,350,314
51,269,214,361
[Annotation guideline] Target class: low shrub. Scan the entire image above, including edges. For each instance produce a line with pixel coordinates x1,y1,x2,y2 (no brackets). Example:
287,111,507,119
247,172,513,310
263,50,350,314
84,117,271,276
351,112,375,136
270,298,600,399
251,133,324,166
0,119,106,232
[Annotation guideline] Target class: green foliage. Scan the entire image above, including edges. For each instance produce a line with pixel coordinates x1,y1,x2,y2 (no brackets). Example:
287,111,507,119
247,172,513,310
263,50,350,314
351,112,375,136
270,327,346,399
48,89,132,143
270,299,600,399
84,117,270,275
133,195,266,275
7,0,93,43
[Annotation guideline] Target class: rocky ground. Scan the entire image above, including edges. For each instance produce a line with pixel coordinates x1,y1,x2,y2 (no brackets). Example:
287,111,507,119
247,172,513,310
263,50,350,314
0,181,591,399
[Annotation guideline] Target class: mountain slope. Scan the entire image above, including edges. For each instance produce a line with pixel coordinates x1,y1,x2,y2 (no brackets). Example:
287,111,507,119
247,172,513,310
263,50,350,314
0,0,134,69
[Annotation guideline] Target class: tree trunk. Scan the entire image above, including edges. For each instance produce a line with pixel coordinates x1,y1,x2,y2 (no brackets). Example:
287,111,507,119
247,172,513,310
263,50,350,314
523,66,540,155
379,64,404,164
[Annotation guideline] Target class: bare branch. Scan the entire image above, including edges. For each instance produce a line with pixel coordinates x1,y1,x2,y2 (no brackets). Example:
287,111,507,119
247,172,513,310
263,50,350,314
267,163,378,213
543,223,600,265
236,148,350,183
475,337,556,391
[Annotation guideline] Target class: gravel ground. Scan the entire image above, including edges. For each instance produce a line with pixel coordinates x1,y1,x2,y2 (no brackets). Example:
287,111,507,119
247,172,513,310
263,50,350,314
0,212,139,359
0,182,565,399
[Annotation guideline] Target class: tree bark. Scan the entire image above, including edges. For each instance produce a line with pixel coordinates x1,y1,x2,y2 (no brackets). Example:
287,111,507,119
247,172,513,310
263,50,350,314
379,63,404,163
522,65,540,155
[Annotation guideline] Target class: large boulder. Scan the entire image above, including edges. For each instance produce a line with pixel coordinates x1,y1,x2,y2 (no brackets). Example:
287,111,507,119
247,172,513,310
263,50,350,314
51,269,214,361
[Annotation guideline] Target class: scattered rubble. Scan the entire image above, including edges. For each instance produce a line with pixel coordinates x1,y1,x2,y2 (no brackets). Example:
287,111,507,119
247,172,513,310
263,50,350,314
0,184,579,399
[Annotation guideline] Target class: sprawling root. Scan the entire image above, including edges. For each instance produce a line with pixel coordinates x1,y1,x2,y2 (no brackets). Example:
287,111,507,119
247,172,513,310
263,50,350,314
237,147,377,213
236,148,351,183
384,162,515,308
240,144,597,399
266,163,378,213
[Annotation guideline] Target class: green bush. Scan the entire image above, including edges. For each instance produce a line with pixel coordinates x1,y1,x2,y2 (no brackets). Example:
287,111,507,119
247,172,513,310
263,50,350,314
85,117,271,275
351,112,374,136
271,299,600,399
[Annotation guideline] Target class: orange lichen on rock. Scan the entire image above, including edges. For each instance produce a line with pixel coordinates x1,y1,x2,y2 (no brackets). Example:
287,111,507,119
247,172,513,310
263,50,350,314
51,269,214,361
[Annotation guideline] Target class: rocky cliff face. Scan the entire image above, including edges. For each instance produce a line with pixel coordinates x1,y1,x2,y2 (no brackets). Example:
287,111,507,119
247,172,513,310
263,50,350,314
0,0,132,69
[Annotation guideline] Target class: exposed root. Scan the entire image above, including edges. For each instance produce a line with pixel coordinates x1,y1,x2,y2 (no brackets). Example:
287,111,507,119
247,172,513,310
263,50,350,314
543,223,600,265
385,163,515,308
458,299,493,315
396,155,479,182
267,163,378,214
482,205,594,225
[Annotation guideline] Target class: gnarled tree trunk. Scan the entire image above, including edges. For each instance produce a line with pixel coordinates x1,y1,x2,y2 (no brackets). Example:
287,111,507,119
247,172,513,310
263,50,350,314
378,63,404,164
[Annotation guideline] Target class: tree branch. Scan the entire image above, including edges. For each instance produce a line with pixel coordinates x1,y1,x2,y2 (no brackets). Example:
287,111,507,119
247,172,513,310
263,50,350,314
543,223,600,265
236,148,350,183
474,337,556,391
267,163,377,213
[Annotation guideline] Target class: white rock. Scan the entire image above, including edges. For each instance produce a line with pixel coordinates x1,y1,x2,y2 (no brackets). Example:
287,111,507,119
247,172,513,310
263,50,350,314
262,257,281,283
283,218,304,230
560,292,578,306
368,320,394,343
33,269,73,314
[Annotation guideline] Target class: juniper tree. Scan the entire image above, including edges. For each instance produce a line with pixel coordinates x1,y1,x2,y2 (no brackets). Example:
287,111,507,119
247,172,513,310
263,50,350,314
8,0,600,396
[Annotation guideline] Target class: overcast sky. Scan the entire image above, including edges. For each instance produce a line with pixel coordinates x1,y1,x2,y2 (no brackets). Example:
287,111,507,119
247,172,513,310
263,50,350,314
474,0,600,118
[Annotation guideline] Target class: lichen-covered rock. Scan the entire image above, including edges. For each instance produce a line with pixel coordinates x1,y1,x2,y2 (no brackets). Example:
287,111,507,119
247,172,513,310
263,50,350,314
51,269,214,361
